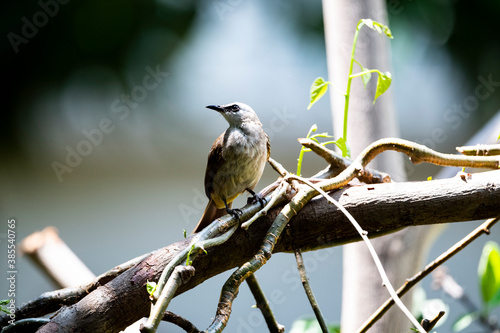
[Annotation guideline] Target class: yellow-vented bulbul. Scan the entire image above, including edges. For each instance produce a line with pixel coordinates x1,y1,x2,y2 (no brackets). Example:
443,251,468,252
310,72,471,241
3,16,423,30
192,102,270,233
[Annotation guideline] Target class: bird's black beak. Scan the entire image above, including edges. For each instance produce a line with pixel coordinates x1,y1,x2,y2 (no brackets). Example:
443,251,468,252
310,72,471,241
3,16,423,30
206,105,225,112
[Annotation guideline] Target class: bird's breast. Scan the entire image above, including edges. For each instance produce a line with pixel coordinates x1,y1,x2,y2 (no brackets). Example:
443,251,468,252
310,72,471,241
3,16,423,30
213,127,268,201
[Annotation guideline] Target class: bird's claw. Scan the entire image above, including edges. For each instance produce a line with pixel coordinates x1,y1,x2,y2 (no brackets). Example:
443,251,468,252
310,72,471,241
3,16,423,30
246,189,267,208
247,195,267,208
227,208,243,222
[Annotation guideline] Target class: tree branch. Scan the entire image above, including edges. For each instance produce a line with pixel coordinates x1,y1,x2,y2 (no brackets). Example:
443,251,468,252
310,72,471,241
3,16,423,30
288,227,329,333
161,311,200,333
245,273,285,333
357,217,499,332
10,170,500,332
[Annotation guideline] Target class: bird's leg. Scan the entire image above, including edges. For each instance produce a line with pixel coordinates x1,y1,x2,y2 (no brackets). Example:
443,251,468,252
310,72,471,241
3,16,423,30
246,188,267,208
224,199,242,222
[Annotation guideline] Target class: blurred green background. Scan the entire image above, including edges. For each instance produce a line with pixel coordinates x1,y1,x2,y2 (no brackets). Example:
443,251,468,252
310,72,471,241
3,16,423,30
1,0,500,332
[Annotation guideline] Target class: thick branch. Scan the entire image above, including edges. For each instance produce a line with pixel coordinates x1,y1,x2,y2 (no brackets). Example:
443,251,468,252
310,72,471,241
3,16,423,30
24,170,500,332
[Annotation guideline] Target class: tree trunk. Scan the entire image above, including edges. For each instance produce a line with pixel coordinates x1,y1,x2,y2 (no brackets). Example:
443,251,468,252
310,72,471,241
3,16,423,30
322,1,437,332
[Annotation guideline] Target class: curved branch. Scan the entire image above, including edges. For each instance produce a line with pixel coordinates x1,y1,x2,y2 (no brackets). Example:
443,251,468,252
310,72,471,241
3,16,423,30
162,311,200,333
299,138,391,183
297,137,500,193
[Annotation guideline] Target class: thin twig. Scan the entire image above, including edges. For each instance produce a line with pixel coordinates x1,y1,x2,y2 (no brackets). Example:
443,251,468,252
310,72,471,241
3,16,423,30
162,311,200,333
457,144,500,156
246,274,285,333
242,180,289,230
0,318,51,333
147,226,238,331
141,266,196,333
421,311,445,332
433,267,500,332
288,175,427,333
299,138,391,183
268,157,288,177
356,217,499,333
153,224,240,300
287,227,329,333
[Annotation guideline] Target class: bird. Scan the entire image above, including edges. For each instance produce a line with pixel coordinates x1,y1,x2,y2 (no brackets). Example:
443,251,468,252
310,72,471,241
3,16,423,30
192,102,270,233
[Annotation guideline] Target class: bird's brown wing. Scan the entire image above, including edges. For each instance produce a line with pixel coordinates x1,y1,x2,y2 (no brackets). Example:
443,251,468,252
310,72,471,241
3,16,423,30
193,133,228,233
204,132,225,199
266,134,271,160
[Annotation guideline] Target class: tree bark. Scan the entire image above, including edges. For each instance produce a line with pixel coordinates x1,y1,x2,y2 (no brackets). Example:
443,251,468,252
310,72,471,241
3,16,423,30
30,170,500,332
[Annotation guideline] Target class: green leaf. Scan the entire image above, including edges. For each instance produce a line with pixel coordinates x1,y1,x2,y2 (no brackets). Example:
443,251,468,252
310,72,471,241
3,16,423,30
308,77,330,110
328,324,341,333
334,137,351,158
354,60,372,88
452,312,478,332
490,287,500,310
0,299,11,314
310,132,334,140
306,124,318,138
146,281,157,296
497,132,500,141
361,70,372,89
186,244,196,266
373,71,392,104
290,317,318,333
183,229,187,238
361,19,393,39
361,19,375,30
478,241,500,306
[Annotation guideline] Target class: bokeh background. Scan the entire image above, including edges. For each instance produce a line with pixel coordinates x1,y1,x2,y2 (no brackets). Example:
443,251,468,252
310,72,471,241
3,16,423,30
1,0,500,332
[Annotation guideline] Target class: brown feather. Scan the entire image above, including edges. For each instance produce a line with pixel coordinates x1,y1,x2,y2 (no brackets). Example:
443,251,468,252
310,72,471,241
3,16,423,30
204,133,225,201
266,134,271,160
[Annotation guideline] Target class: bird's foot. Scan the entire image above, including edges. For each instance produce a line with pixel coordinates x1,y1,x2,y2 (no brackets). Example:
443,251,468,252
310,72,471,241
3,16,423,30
227,208,243,222
246,189,267,208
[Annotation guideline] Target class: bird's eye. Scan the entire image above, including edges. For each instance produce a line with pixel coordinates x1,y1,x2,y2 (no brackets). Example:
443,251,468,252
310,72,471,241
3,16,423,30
230,104,240,112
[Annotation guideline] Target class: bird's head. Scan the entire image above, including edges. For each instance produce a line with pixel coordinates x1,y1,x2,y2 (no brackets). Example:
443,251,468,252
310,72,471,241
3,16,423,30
206,102,261,127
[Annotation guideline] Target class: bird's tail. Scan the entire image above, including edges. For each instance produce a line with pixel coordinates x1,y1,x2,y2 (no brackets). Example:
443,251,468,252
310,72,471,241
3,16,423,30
192,199,230,233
